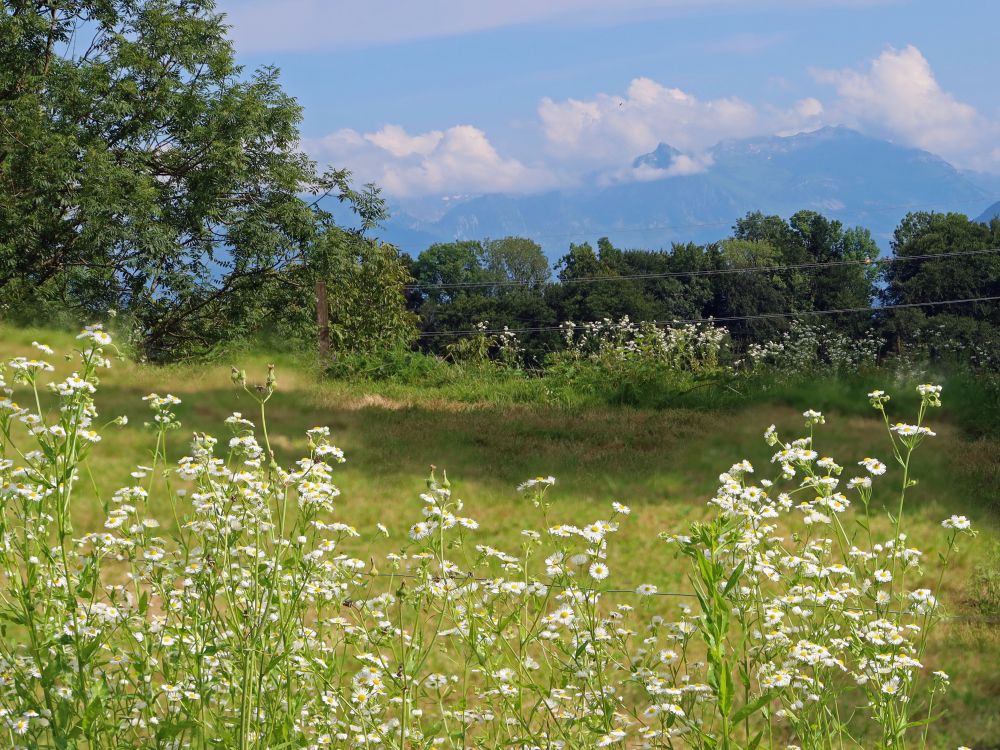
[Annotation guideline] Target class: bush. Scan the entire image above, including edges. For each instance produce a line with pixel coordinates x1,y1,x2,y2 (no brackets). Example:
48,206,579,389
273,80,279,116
542,317,731,408
326,346,456,385
557,317,729,374
0,328,977,749
742,320,883,375
444,322,524,369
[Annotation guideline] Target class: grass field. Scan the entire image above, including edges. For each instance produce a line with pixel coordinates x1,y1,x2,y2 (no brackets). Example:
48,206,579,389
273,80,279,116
3,324,999,747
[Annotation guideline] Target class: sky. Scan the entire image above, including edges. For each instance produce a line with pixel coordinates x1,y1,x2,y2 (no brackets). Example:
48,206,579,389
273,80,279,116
216,0,1000,200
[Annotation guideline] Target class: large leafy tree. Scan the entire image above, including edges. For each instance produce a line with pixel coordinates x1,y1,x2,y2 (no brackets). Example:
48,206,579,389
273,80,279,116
728,210,878,340
396,238,600,361
409,238,557,358
479,236,550,288
732,210,877,310
409,241,496,335
551,237,713,325
880,212,1000,347
267,226,416,356
0,0,366,359
704,238,797,343
788,210,879,312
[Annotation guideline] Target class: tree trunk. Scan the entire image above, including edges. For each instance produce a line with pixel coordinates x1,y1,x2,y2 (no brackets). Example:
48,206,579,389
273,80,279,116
315,280,330,360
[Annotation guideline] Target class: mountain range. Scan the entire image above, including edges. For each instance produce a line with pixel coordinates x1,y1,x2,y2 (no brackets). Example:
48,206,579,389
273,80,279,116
976,201,1000,223
361,126,1000,259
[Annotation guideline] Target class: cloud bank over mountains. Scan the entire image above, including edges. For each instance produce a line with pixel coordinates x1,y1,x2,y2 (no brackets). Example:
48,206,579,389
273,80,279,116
812,46,998,168
308,125,559,197
303,46,1000,198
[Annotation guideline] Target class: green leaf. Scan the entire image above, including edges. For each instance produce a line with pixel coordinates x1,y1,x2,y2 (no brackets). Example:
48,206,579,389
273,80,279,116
732,691,773,726
156,719,199,741
723,560,745,597
719,666,734,714
906,710,945,728
83,694,105,723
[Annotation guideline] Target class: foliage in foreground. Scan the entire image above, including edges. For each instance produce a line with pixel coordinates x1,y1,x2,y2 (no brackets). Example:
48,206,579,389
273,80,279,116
0,0,383,361
0,328,979,749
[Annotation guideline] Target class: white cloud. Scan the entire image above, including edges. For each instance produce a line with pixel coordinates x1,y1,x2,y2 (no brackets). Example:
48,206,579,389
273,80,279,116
537,77,820,169
795,97,824,118
814,45,999,169
603,153,716,186
306,80,784,199
364,125,442,158
306,47,1000,198
660,153,715,177
305,124,556,198
219,0,890,53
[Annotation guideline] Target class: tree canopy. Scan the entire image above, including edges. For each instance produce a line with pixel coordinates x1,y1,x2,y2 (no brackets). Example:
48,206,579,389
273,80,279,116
401,213,897,364
0,0,374,358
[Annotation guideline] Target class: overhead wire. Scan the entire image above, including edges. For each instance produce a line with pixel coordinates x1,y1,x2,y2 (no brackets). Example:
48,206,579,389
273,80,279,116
415,294,1000,338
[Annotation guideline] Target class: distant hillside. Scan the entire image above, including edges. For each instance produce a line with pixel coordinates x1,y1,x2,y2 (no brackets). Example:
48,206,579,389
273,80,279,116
975,200,1000,223
962,169,1000,197
363,127,993,259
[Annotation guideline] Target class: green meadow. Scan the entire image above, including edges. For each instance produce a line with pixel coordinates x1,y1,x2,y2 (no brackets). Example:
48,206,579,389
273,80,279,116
3,325,998,747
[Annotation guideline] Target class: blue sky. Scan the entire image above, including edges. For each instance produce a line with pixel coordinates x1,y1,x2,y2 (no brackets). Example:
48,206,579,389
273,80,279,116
217,0,1000,198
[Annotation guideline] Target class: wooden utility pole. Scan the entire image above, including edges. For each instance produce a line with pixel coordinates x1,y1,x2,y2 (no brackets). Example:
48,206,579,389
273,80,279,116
315,280,330,360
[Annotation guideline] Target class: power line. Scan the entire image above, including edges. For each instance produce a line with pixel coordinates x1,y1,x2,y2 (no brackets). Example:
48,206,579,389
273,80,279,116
405,247,1000,292
416,294,1000,338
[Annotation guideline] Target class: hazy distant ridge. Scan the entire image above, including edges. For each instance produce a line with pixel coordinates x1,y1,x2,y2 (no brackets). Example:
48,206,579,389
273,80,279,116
372,127,998,257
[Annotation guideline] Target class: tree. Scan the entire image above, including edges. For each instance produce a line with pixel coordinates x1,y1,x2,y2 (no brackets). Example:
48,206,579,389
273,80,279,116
477,237,556,361
273,226,416,356
0,0,372,359
408,238,558,360
881,212,1000,347
551,240,621,323
788,210,877,313
729,211,878,340
705,238,795,343
411,241,491,306
479,236,550,288
409,241,497,349
323,233,417,354
551,237,713,325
